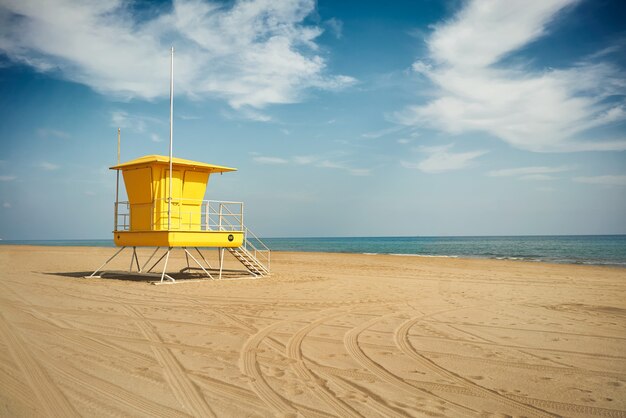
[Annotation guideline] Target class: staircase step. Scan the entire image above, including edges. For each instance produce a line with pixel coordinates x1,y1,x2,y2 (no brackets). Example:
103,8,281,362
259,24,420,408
227,241,270,277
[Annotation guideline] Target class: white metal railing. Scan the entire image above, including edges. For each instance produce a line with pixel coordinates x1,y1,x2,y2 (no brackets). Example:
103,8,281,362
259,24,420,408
115,201,130,231
115,198,271,272
242,227,271,271
114,199,243,232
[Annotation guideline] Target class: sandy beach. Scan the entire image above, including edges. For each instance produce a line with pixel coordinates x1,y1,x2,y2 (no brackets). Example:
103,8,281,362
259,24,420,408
0,245,625,417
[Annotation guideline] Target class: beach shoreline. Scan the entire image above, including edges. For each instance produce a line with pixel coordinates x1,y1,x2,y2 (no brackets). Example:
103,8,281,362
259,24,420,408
2,234,625,268
1,245,625,416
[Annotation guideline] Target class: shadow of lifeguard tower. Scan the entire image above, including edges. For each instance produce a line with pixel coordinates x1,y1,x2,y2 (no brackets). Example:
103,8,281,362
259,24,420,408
88,155,270,283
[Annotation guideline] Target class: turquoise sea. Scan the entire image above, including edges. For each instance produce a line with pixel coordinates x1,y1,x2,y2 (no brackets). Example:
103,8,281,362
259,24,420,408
1,235,625,267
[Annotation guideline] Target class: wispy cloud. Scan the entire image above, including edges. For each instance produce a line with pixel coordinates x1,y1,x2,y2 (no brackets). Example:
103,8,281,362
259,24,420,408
362,125,405,139
0,175,16,181
395,0,626,152
221,108,272,122
253,154,370,175
574,175,626,186
520,174,557,181
150,133,163,143
2,202,11,208
111,110,162,133
488,166,570,177
37,128,70,139
293,155,317,165
39,162,59,171
253,156,289,165
178,114,202,120
317,160,370,176
0,0,355,111
325,18,343,39
402,144,487,173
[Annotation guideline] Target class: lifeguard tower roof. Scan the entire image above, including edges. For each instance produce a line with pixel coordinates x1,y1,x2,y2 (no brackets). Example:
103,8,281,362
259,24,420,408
111,154,236,173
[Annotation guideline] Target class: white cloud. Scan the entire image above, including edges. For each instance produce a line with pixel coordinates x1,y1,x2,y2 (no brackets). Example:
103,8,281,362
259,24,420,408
37,128,70,139
362,125,404,139
178,114,202,120
0,175,16,181
221,107,272,122
574,175,626,186
488,166,570,177
396,0,626,152
428,0,575,69
253,156,289,165
0,0,355,111
2,202,11,208
150,133,163,143
39,162,59,171
520,174,556,181
293,155,317,165
317,160,370,176
325,18,343,39
402,143,487,173
254,154,369,175
110,110,162,133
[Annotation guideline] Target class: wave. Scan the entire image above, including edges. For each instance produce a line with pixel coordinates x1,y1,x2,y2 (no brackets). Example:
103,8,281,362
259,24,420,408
389,253,459,258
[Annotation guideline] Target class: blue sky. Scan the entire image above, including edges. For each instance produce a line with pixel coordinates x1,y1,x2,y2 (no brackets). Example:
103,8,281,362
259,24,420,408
0,0,625,239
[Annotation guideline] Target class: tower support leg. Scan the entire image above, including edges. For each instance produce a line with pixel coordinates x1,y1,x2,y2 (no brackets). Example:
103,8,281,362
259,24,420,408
160,247,174,283
86,246,126,278
184,247,190,270
219,247,225,280
147,248,170,273
140,247,160,273
130,247,140,272
195,247,212,270
183,248,215,279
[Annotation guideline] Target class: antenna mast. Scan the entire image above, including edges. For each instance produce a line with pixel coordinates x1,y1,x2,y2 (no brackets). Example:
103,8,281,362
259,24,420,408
168,46,174,230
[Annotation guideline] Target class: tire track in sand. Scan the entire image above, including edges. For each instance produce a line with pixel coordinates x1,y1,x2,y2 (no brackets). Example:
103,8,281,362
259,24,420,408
506,394,626,418
395,316,558,418
285,310,364,418
343,309,477,417
240,309,344,416
0,311,78,417
121,304,215,417
31,346,189,418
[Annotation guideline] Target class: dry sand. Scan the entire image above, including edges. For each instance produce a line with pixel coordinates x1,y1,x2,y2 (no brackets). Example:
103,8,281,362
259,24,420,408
0,245,625,417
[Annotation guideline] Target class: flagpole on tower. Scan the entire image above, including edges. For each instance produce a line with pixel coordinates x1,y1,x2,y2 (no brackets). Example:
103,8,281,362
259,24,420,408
114,128,120,231
168,46,174,230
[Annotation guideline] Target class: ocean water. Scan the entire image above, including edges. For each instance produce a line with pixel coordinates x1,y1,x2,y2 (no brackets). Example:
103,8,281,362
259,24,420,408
1,235,625,267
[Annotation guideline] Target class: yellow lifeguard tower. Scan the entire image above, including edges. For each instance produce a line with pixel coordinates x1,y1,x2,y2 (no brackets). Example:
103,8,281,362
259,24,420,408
111,154,242,248
87,153,270,282
88,48,269,283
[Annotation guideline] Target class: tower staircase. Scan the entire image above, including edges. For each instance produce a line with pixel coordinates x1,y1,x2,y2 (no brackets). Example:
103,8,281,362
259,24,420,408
228,227,270,277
